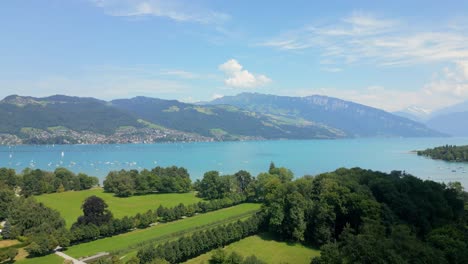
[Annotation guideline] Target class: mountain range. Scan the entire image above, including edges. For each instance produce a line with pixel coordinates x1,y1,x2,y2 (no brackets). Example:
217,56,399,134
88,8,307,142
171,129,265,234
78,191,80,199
0,93,443,145
394,100,468,136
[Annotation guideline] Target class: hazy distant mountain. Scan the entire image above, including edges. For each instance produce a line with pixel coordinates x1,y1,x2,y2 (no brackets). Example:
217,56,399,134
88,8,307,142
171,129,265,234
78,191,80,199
393,106,431,122
431,100,468,117
111,96,344,140
422,100,468,136
426,112,468,136
210,93,443,137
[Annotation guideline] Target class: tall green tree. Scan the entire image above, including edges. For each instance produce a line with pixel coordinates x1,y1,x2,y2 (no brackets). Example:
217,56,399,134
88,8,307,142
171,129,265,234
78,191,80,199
76,195,113,226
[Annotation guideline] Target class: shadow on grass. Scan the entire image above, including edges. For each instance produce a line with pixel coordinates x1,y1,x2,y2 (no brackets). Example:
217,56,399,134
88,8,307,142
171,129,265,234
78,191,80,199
256,232,320,250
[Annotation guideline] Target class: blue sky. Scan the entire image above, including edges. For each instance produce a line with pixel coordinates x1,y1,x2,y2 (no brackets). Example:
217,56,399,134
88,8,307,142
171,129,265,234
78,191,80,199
1,0,468,111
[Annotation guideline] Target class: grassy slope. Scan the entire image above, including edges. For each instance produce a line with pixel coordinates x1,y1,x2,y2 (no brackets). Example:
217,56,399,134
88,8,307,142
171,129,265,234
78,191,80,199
64,203,261,259
34,188,201,227
184,233,320,264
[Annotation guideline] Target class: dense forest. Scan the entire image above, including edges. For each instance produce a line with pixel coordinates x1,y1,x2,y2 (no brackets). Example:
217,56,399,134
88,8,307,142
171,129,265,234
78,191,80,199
1,164,468,263
418,145,468,162
103,166,192,196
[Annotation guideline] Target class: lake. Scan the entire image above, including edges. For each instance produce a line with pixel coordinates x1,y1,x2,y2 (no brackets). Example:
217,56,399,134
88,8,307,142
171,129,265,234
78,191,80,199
1,137,468,187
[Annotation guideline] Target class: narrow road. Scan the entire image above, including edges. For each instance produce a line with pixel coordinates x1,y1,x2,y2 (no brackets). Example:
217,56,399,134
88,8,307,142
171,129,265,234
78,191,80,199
55,251,86,264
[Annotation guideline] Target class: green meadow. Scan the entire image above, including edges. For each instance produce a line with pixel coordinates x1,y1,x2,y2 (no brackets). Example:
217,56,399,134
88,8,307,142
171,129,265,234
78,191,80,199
184,233,320,264
34,188,202,227
64,203,261,259
16,254,63,264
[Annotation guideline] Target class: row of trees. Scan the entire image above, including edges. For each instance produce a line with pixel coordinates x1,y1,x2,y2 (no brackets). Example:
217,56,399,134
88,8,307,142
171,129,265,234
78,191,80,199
195,164,293,201
210,249,266,264
103,166,191,197
70,193,247,243
0,167,98,197
137,214,264,264
418,144,468,162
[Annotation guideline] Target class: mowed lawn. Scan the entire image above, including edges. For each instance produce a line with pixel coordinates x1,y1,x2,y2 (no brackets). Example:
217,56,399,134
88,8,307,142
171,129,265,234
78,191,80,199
184,233,320,264
34,188,202,227
64,203,261,259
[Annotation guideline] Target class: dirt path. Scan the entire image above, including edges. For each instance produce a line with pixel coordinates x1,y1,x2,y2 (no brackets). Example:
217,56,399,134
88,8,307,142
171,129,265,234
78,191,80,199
55,251,86,264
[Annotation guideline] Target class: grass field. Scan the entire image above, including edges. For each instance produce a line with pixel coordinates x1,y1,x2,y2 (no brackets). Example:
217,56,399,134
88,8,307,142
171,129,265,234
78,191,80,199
64,203,261,259
34,188,202,227
16,253,63,264
184,233,320,264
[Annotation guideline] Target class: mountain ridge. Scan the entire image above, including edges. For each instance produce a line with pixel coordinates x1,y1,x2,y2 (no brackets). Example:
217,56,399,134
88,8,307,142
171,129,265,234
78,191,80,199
0,93,445,145
210,92,443,138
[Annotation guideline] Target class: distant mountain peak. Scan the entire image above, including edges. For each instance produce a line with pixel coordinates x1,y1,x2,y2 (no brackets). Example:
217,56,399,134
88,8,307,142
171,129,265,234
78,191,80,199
1,95,43,106
1,94,103,106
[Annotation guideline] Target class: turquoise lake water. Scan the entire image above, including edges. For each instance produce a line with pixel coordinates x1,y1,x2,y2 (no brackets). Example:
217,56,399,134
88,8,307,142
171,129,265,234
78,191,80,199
1,137,468,187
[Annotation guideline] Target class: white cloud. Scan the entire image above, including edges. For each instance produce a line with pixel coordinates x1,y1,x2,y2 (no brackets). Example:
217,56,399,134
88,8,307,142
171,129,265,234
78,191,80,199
424,61,468,97
91,0,230,24
218,59,271,88
212,93,224,100
260,12,468,66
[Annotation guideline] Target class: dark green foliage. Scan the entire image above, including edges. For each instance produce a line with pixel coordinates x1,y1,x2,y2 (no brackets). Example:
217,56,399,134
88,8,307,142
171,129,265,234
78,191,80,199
0,248,18,262
311,222,449,264
76,196,113,226
1,219,12,239
234,170,253,193
137,214,264,264
0,168,18,189
6,197,69,256
198,171,231,200
418,145,468,162
103,166,191,197
0,186,15,221
258,167,467,264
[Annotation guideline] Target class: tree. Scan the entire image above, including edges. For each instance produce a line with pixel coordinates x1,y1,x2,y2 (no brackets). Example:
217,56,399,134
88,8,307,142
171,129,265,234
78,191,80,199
269,162,276,173
0,248,18,262
1,219,12,239
77,196,113,226
57,183,65,193
210,249,226,264
0,168,18,188
234,170,253,193
226,251,244,264
0,186,15,220
198,171,230,199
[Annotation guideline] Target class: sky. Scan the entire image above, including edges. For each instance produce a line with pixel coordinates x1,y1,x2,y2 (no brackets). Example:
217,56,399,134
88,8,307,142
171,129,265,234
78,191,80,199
1,0,468,112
